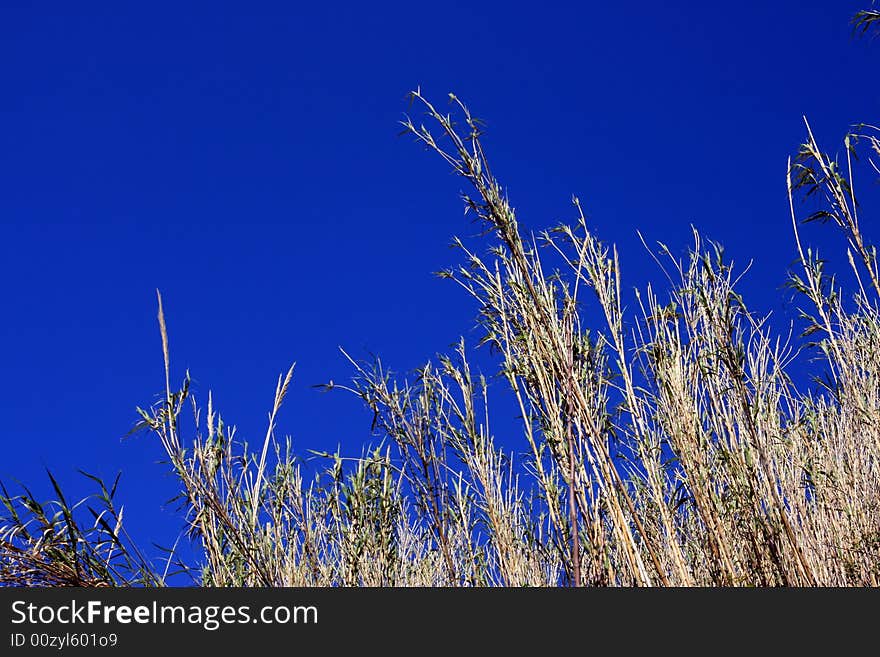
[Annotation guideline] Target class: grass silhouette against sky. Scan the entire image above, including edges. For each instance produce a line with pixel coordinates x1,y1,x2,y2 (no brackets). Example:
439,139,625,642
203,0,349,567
1,2,878,584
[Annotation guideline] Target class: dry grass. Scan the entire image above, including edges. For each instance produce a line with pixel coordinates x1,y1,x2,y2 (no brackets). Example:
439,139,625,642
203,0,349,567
2,9,879,588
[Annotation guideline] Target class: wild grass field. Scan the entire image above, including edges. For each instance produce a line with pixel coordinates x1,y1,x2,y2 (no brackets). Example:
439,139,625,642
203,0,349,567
2,8,879,587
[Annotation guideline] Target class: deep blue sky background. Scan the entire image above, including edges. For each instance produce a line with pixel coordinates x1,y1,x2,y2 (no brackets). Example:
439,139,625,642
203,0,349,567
2,1,876,573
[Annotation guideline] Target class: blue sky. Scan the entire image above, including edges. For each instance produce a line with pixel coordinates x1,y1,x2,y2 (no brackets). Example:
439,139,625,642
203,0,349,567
1,1,876,566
